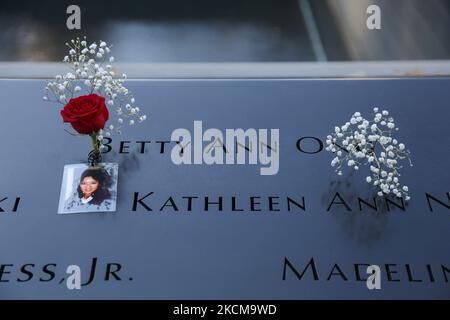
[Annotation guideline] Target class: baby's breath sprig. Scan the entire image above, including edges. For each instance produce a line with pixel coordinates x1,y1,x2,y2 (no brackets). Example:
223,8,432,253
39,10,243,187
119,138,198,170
43,37,147,139
326,108,412,200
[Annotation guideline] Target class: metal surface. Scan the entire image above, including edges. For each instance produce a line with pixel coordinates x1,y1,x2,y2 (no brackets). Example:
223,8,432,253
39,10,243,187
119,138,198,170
2,61,450,79
0,78,449,299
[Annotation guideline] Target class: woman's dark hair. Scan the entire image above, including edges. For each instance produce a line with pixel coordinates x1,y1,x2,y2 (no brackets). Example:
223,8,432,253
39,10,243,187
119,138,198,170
77,168,112,205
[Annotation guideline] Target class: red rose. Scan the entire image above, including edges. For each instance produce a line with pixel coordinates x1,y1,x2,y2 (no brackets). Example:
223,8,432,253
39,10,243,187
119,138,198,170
60,94,109,135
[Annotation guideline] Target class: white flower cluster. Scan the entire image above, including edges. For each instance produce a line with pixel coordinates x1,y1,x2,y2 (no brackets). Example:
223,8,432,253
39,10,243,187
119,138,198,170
43,37,146,138
326,108,412,200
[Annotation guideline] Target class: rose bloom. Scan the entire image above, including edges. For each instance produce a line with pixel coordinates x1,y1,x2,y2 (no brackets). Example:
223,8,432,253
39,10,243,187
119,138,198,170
60,94,109,134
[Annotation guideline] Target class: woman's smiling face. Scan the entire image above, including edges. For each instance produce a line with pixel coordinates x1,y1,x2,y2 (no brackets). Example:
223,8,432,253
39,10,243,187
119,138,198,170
80,176,100,197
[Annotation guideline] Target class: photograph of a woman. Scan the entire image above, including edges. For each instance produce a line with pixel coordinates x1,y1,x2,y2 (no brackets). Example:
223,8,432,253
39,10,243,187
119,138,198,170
58,163,118,214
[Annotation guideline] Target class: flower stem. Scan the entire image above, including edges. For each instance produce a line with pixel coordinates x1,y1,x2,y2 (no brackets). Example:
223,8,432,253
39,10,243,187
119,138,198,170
90,132,100,155
88,132,102,166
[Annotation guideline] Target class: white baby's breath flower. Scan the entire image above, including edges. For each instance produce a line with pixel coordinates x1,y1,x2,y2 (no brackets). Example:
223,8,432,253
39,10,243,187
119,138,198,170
325,108,412,200
44,37,147,137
